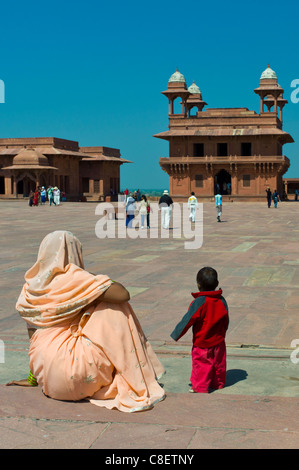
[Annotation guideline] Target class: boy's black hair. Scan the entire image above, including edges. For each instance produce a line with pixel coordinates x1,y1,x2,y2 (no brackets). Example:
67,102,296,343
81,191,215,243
196,267,219,291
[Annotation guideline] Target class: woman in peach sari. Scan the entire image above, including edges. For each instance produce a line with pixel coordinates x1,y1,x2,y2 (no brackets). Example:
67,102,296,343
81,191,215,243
9,230,165,412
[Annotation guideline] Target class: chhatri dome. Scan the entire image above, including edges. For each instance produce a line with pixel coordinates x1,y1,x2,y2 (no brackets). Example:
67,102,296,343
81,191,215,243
13,148,50,167
188,81,202,96
260,65,277,80
3,148,57,170
168,68,186,83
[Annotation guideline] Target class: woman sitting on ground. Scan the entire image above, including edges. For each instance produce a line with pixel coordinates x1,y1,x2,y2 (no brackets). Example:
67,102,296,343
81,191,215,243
7,230,165,413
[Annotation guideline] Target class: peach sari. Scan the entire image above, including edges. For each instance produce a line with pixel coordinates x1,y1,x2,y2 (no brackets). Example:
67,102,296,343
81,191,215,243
16,231,165,412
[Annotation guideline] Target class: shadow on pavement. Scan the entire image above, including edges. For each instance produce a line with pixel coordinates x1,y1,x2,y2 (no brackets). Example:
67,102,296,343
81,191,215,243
225,368,248,387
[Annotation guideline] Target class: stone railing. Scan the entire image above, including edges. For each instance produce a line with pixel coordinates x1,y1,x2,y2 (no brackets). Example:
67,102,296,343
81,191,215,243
159,155,289,163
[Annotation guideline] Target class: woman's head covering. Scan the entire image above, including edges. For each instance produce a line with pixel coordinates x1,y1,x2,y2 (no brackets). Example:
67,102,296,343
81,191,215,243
16,231,112,327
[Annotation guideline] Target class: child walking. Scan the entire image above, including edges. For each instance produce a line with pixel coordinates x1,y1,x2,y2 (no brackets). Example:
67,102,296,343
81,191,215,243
170,267,229,393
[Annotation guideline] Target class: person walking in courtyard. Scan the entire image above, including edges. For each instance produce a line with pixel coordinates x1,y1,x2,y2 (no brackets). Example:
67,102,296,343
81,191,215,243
139,195,148,229
125,192,136,228
272,189,280,208
266,187,272,207
53,187,60,205
159,189,173,229
7,230,165,413
33,189,39,206
146,197,151,229
40,187,47,205
28,191,34,207
170,267,229,393
188,192,198,223
47,186,56,206
215,192,222,222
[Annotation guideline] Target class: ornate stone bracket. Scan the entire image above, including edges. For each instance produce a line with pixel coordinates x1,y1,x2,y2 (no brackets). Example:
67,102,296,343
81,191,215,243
167,163,190,180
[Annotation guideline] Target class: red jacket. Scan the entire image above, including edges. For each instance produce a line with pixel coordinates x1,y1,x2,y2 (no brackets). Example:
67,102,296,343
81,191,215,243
170,289,229,348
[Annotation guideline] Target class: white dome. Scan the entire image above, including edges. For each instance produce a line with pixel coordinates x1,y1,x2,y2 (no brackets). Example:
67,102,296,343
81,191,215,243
188,81,201,95
260,65,277,80
168,68,186,83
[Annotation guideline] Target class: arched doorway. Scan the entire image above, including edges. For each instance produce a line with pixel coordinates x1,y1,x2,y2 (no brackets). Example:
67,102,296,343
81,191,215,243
16,173,37,197
215,169,231,195
17,180,24,195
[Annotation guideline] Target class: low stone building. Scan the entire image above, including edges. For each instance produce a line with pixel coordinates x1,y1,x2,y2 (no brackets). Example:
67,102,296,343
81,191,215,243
0,137,131,201
155,66,294,201
283,178,299,198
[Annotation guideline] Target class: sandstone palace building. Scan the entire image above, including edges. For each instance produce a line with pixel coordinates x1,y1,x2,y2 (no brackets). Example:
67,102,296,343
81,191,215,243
155,66,294,200
0,137,130,201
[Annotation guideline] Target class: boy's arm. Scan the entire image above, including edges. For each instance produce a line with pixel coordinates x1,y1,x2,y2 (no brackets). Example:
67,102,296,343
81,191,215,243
170,296,206,341
220,296,229,329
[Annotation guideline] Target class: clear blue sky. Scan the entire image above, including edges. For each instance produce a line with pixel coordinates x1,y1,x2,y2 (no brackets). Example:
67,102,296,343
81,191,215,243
1,0,299,190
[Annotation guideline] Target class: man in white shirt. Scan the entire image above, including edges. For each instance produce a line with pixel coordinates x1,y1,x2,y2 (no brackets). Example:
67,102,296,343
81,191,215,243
188,192,198,222
215,193,222,222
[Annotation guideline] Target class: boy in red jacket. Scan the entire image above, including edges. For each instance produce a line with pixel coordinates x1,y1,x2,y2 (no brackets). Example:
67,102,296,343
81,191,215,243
170,267,229,393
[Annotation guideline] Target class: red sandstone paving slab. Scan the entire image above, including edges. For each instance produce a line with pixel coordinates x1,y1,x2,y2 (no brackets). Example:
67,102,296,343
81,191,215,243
226,312,288,347
90,422,196,449
188,427,299,449
243,267,296,287
221,276,249,287
0,417,108,449
224,290,261,306
0,386,298,434
2,415,296,449
249,295,290,313
231,253,270,267
139,317,178,340
275,316,299,346
131,284,174,303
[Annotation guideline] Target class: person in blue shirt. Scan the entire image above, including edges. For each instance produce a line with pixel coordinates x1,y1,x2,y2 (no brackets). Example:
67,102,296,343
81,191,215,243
215,193,222,222
272,189,280,208
40,186,47,205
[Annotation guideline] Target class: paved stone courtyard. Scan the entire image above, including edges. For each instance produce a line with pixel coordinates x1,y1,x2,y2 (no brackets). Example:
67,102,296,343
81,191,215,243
1,199,298,347
0,199,298,449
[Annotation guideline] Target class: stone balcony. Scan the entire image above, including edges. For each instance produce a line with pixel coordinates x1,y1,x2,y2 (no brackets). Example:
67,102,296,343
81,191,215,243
159,155,290,165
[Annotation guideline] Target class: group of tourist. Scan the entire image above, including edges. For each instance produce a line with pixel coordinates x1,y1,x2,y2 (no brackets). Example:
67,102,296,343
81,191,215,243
124,188,142,202
29,186,64,207
124,189,175,229
124,189,221,228
123,186,284,227
124,192,152,228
